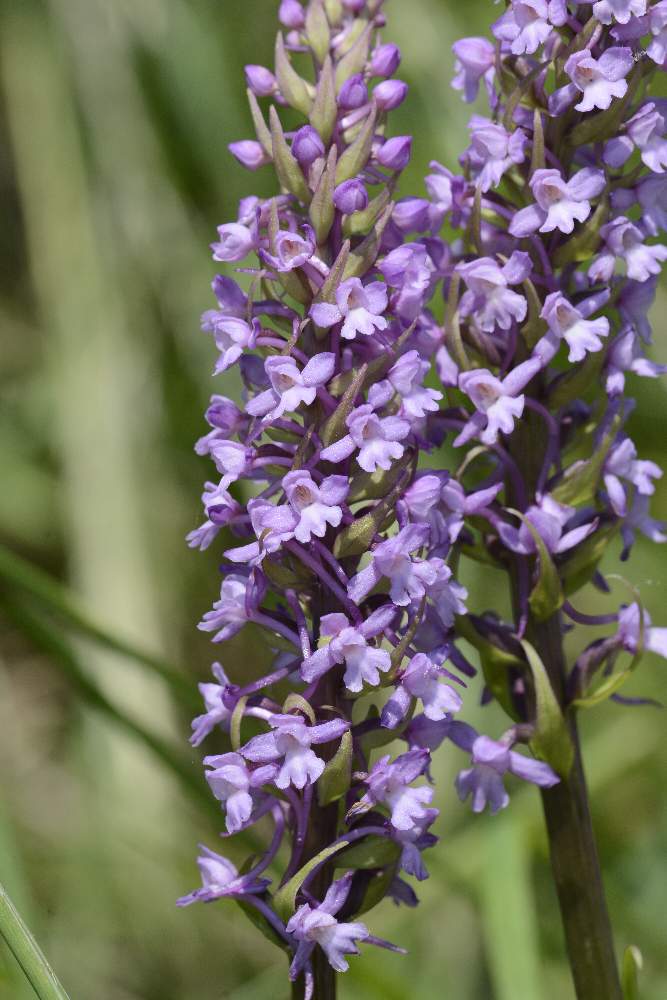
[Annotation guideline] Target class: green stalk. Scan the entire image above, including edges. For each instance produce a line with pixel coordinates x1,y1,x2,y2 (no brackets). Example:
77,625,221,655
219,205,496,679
510,414,622,1000
0,882,71,1000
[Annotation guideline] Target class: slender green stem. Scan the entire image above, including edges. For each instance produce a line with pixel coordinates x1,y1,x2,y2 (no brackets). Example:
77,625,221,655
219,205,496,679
0,544,198,709
509,413,622,1000
0,882,71,1000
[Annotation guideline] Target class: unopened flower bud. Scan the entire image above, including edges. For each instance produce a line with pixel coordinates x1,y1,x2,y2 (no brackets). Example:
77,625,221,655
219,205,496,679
244,64,277,97
279,0,305,29
334,178,369,214
373,79,408,111
370,42,401,78
338,73,368,110
228,140,269,171
291,125,325,168
376,135,412,171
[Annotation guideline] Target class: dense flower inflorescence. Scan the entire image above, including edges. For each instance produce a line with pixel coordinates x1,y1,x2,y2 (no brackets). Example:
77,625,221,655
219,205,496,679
183,0,665,995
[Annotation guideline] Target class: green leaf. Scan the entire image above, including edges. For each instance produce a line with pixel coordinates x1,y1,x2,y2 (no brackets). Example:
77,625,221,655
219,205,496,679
561,523,619,597
455,615,523,721
269,106,311,205
347,462,406,503
318,730,353,805
506,508,563,622
333,472,408,558
520,639,574,778
551,413,620,506
274,33,313,116
273,842,346,922
0,882,71,1000
335,106,376,185
320,364,368,447
283,693,316,725
334,836,401,870
305,0,330,64
353,866,397,916
309,55,337,144
621,945,643,1000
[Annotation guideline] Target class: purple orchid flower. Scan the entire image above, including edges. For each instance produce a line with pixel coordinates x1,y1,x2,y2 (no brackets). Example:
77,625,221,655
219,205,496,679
198,573,264,643
603,437,662,517
565,47,634,113
282,471,348,544
493,0,567,55
455,357,542,447
540,292,610,363
451,36,495,103
261,225,317,272
204,752,276,833
241,714,349,790
456,251,531,332
177,846,270,907
246,353,335,420
616,603,667,659
320,403,411,473
211,222,255,261
464,117,527,192
497,495,597,555
456,735,559,815
190,662,232,747
310,278,389,340
301,606,395,691
510,167,606,237
287,874,370,978
348,524,435,607
354,749,435,832
382,653,463,729
589,217,667,284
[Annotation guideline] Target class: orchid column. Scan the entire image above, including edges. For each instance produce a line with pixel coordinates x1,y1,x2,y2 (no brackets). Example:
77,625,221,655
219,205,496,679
426,2,666,997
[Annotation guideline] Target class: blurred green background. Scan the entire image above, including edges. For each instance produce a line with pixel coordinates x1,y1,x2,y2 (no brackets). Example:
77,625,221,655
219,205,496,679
0,1,665,998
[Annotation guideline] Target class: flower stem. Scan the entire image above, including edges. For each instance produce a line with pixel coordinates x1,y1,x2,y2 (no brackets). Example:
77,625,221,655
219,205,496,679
509,411,622,1000
531,615,622,1000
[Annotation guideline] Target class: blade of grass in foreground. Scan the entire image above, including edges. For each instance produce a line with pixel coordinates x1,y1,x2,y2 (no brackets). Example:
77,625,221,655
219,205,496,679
0,882,71,1000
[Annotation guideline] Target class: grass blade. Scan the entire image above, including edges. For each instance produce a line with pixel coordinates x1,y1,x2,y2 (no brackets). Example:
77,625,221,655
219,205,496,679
0,882,71,1000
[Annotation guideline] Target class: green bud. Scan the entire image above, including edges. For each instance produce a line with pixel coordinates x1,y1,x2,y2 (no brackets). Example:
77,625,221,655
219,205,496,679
335,22,372,90
334,835,401,871
320,364,368,447
323,0,343,25
342,188,391,237
520,275,548,349
246,89,273,157
333,474,407,558
343,202,393,279
552,412,620,506
306,0,331,65
348,462,406,503
310,55,337,144
334,18,365,60
561,523,619,597
269,106,311,205
335,106,377,185
313,239,350,305
309,146,337,244
530,108,545,174
275,33,314,116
